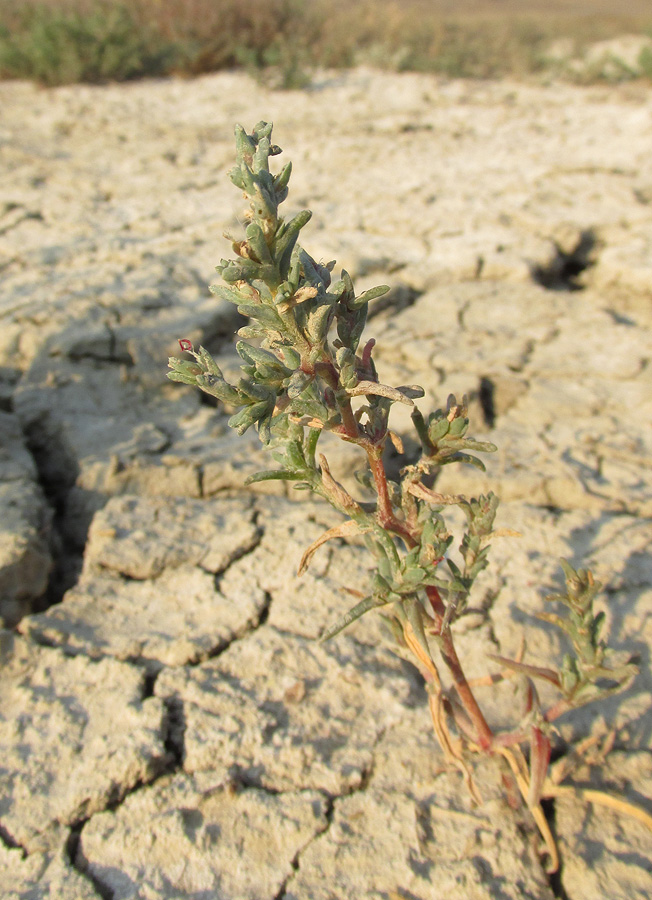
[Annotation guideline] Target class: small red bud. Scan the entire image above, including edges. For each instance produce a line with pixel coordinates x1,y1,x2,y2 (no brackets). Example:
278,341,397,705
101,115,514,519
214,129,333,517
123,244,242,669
361,338,376,368
178,339,193,352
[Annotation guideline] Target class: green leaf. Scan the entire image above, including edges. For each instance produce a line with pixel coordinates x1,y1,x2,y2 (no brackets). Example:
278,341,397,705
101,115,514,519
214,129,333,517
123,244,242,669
196,346,222,376
228,400,271,435
209,284,249,305
320,595,389,642
448,416,469,436
281,346,301,368
234,123,256,166
274,160,292,197
253,133,272,173
463,439,498,453
237,341,291,375
287,370,313,399
446,558,464,580
404,546,421,568
273,209,312,274
284,440,308,471
348,284,390,310
245,469,306,484
229,165,246,190
236,377,274,402
167,369,198,386
305,301,334,343
196,374,241,405
401,566,428,588
448,453,487,471
220,259,261,283
428,416,449,443
378,613,408,648
592,610,606,643
237,324,265,340
289,397,330,421
258,412,273,445
237,304,285,331
304,427,320,467
412,407,436,453
252,120,274,142
245,221,273,264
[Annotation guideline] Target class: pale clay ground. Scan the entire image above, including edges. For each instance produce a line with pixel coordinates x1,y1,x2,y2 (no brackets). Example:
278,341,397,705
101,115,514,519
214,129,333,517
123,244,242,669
1,66,652,899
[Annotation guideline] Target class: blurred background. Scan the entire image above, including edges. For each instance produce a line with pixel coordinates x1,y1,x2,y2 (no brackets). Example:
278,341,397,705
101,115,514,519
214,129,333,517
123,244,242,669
1,0,652,88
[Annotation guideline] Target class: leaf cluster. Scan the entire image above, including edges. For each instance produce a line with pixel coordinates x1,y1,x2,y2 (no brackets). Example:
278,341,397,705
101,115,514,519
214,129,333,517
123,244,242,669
167,123,505,645
542,561,638,709
490,560,638,724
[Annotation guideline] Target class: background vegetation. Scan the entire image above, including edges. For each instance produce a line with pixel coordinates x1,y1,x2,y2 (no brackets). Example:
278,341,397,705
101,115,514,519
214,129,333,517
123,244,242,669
0,0,651,87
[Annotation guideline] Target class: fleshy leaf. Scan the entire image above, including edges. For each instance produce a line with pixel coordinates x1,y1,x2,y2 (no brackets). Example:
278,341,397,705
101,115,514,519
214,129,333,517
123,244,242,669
320,594,389,642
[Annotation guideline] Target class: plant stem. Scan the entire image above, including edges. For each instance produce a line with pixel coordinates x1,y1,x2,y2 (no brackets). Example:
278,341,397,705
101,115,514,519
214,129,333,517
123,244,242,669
367,444,419,548
367,445,493,749
368,446,394,526
544,698,572,723
426,585,494,751
338,395,360,439
367,445,493,750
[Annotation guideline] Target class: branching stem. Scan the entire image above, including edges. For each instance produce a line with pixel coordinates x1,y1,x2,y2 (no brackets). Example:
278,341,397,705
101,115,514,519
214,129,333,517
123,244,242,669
367,444,494,751
426,585,494,751
367,445,416,547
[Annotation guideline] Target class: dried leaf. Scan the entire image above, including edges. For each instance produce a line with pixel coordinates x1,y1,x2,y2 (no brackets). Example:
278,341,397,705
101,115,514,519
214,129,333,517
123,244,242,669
318,454,362,513
388,430,404,454
288,414,325,429
408,482,465,505
347,381,415,405
298,519,361,576
498,746,560,873
277,284,318,313
478,528,522,549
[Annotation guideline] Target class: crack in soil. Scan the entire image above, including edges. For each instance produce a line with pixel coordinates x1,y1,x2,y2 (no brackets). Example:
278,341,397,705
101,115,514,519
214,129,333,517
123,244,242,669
273,793,334,900
541,797,573,900
277,728,384,899
13,409,78,613
62,726,186,897
66,824,115,900
0,822,27,855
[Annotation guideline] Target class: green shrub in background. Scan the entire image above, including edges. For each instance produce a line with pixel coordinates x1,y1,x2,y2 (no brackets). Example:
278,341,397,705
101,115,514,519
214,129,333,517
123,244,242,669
229,0,316,90
385,18,550,79
157,0,320,81
0,2,174,85
0,0,322,87
637,41,652,80
0,0,651,89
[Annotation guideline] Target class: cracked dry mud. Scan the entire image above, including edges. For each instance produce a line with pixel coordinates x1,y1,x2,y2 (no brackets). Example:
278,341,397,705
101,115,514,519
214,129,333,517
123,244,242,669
1,66,652,898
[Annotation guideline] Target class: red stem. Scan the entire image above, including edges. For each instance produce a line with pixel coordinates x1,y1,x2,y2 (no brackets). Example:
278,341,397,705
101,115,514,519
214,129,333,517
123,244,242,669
368,447,394,523
345,407,495,753
543,698,572,723
339,397,360,439
367,446,416,547
426,585,494,751
311,358,360,439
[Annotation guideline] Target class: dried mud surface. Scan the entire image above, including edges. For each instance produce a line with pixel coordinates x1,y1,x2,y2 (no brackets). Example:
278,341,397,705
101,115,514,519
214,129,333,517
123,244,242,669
1,68,651,898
